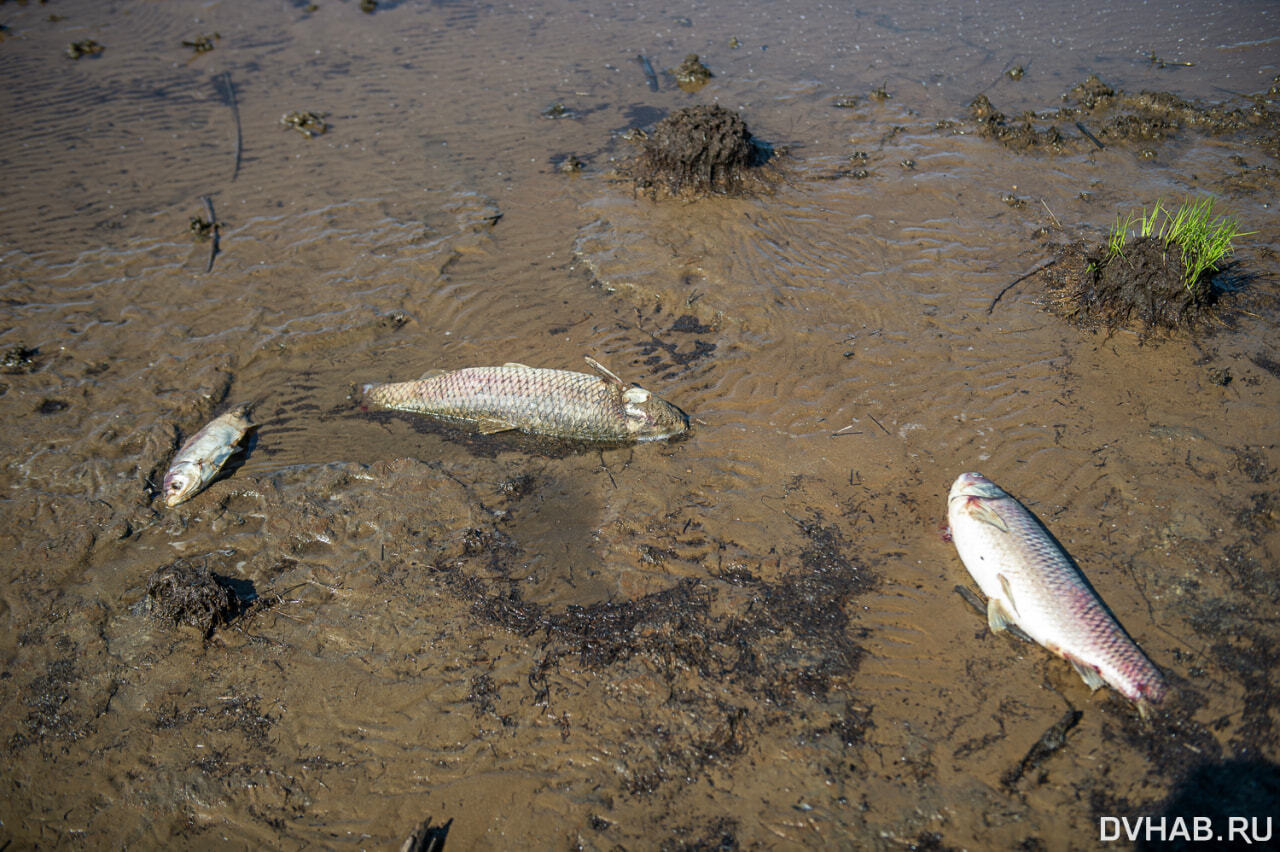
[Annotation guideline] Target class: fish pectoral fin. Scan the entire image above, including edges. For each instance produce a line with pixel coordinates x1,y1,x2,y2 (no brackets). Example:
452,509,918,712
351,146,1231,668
475,417,518,435
1064,652,1107,692
501,362,532,369
418,369,447,380
986,597,1016,634
969,501,1009,532
584,356,626,387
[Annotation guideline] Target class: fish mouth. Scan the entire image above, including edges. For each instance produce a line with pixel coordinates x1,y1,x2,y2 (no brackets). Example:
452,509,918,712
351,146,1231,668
162,473,192,507
948,472,1007,502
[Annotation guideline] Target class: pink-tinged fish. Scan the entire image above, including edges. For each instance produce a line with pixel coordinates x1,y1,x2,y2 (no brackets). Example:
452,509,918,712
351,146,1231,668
362,357,688,443
162,406,252,507
947,472,1167,718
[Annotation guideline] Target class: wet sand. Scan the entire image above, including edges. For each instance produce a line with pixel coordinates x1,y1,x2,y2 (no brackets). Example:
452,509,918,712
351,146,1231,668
1,0,1278,848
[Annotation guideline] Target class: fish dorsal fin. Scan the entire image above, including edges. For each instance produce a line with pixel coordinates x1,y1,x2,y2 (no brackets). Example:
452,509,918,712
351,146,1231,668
998,573,1019,617
970,501,1009,532
987,597,1015,634
1064,652,1107,691
584,356,626,387
502,362,532,369
418,369,447,380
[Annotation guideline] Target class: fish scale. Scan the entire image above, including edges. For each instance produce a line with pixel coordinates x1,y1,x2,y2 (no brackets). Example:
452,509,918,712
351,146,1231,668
947,472,1167,717
362,360,688,443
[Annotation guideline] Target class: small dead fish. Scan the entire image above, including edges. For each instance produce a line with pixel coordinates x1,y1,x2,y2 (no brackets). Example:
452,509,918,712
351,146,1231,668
947,472,1167,718
162,406,252,506
362,357,687,443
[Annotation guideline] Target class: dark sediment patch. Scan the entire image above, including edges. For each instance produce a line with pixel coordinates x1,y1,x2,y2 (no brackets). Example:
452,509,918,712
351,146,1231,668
626,105,772,199
431,509,876,793
146,556,245,637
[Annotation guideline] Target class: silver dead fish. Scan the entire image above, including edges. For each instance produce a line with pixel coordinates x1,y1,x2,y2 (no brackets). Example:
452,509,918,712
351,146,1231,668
162,405,253,507
947,472,1167,718
362,357,688,443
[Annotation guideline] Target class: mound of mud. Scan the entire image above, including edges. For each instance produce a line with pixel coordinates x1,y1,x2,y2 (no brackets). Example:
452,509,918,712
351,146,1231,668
146,557,241,636
1042,238,1219,331
628,105,769,198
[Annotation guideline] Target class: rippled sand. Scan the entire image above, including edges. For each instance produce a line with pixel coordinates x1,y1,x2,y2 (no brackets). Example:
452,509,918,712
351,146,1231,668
1,0,1277,847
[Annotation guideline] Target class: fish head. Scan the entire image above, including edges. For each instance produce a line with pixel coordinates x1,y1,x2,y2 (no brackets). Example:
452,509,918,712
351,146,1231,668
948,472,1009,504
162,463,200,507
621,386,689,441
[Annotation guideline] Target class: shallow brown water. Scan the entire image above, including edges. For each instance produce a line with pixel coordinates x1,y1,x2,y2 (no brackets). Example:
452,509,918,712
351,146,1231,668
2,0,1278,848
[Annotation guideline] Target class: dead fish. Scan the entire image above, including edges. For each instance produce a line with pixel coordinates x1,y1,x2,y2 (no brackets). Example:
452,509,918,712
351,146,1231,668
947,472,1167,718
362,357,688,443
162,405,253,506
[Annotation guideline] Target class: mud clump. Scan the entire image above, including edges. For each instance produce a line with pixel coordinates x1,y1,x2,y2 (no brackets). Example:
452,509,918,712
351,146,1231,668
1045,238,1217,330
970,73,1280,158
146,557,241,636
969,94,1066,152
2,343,38,374
628,105,769,198
669,54,713,92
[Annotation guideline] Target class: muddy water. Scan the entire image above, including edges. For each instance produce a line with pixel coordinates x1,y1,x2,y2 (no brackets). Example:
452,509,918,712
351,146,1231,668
2,0,1278,848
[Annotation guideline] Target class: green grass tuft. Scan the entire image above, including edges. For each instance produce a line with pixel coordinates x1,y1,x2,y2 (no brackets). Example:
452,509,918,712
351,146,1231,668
1104,196,1251,290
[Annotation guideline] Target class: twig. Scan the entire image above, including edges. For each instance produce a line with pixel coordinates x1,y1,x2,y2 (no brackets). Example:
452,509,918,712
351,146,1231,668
987,259,1055,314
1040,198,1061,229
867,414,890,435
1075,121,1104,150
200,195,220,273
215,72,242,180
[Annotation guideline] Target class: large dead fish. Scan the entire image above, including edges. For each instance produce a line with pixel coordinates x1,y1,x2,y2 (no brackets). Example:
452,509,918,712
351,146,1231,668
362,357,688,443
162,405,253,507
947,472,1167,718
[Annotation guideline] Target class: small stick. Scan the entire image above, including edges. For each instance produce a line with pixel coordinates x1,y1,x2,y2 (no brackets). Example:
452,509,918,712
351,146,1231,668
987,259,1054,314
1040,198,1061,229
867,414,890,435
200,195,220,272
216,72,242,180
1075,121,1104,150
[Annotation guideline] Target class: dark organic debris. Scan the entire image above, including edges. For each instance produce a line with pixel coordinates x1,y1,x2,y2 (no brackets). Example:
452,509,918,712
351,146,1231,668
555,154,585,174
146,557,242,636
2,343,38,374
281,110,328,138
37,398,68,414
628,105,771,198
66,40,104,60
182,33,219,54
1002,708,1083,788
670,53,713,92
540,102,576,120
1043,238,1221,331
